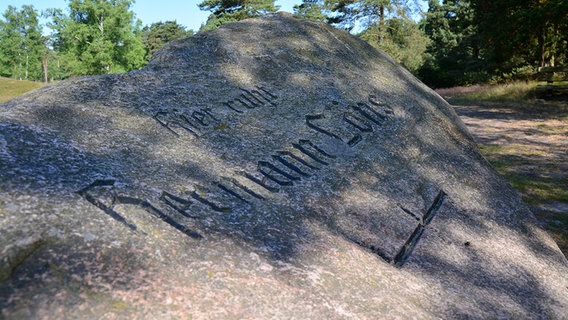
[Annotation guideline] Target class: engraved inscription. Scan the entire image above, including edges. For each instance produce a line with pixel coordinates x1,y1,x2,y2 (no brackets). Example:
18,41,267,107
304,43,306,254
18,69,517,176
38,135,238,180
77,179,202,239
292,139,336,165
305,96,394,150
218,176,265,200
153,108,218,137
76,179,138,231
190,186,232,212
154,86,278,135
80,86,444,266
393,190,446,266
160,191,196,218
306,114,343,141
113,195,202,239
223,86,278,113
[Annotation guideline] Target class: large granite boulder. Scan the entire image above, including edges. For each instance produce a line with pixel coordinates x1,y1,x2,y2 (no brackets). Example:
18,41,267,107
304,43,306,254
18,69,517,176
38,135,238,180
1,13,567,319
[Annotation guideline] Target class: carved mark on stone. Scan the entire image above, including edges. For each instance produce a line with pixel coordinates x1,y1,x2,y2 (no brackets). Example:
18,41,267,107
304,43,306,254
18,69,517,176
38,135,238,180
160,191,196,218
275,150,320,171
76,179,138,231
190,187,232,212
257,86,278,99
305,114,343,141
77,179,202,239
392,190,446,267
217,182,250,203
292,139,336,166
237,97,257,109
114,195,203,239
272,152,312,177
218,176,265,201
340,231,391,263
347,134,362,147
251,88,277,106
352,103,388,125
398,204,421,222
191,108,219,126
223,101,244,113
343,111,374,133
153,107,220,137
368,95,394,116
224,86,278,113
153,110,200,137
240,90,261,108
241,171,280,193
258,160,301,186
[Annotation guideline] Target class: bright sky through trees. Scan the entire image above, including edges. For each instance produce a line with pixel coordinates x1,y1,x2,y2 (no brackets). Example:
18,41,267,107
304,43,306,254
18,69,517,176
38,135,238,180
0,0,302,31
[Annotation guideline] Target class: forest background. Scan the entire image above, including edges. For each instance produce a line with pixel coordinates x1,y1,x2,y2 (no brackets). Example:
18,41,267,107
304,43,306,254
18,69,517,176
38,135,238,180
0,0,566,88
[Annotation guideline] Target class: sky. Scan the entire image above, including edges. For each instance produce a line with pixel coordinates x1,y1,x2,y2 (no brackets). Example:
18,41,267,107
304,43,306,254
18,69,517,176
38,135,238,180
0,0,303,32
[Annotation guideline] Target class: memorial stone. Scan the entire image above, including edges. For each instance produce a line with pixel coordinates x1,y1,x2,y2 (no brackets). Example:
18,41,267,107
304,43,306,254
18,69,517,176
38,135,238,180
1,13,567,319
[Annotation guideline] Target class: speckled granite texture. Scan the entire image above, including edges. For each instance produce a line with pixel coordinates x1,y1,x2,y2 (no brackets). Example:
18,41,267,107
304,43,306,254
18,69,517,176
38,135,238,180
1,13,567,319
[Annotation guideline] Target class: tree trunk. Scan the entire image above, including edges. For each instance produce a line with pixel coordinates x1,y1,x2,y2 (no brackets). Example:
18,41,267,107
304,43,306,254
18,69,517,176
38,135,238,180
42,55,48,83
538,27,545,68
25,54,29,80
378,5,385,43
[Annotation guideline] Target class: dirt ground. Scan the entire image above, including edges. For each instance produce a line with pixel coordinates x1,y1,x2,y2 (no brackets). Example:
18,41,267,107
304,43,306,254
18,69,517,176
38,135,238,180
451,100,568,256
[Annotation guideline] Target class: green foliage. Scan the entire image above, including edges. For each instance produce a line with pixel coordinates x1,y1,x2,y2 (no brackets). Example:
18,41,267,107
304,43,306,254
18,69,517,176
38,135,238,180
142,21,193,62
198,0,279,31
418,0,487,87
47,0,145,75
0,5,46,81
326,0,392,32
470,0,568,69
293,0,330,22
420,0,568,87
325,0,429,74
360,17,430,73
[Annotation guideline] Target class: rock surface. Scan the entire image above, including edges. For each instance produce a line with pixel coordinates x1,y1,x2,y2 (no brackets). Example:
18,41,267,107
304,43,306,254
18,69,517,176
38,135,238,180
1,13,567,319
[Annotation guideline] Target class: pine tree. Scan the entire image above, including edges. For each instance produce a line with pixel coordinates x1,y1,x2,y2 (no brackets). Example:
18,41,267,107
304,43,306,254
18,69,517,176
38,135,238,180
142,21,193,62
0,5,45,80
471,0,568,69
419,0,481,86
198,0,279,31
360,17,430,74
293,0,330,22
326,0,392,37
325,0,428,75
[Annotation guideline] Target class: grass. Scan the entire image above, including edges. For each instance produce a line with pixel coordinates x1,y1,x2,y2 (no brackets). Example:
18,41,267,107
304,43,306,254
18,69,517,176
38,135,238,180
436,80,555,103
445,82,568,255
480,147,568,205
478,143,568,252
438,80,568,105
0,77,44,103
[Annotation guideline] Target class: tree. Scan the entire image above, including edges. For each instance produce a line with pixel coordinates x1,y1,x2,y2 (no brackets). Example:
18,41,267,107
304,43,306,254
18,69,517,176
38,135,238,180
47,0,145,75
326,0,392,38
360,16,430,73
293,0,330,22
419,0,483,87
142,21,193,62
471,0,568,70
198,0,279,31
325,0,428,75
0,6,23,78
19,5,45,81
0,5,46,81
